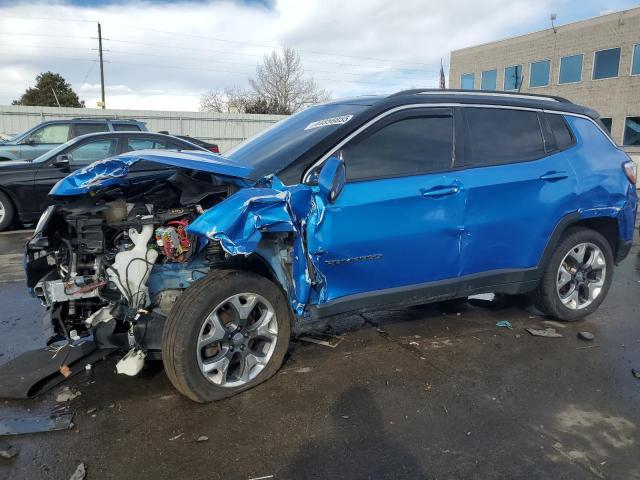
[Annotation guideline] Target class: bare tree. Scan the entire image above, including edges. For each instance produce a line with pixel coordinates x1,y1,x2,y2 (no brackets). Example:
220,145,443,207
249,47,330,114
199,86,256,113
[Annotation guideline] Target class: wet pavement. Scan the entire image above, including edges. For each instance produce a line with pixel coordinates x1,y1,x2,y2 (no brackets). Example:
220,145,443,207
0,227,639,479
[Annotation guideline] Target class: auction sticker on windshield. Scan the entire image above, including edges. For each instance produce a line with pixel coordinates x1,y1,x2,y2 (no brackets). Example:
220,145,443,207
304,115,353,131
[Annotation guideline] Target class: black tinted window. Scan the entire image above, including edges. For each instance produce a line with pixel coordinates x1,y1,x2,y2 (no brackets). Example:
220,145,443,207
546,113,574,149
466,108,545,166
74,123,108,136
113,123,141,131
342,113,453,181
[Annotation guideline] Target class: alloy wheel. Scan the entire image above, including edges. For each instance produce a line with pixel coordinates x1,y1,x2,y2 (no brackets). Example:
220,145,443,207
556,242,606,310
196,293,278,388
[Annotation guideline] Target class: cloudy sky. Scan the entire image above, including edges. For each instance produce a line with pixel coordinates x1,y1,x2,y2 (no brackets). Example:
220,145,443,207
0,0,638,111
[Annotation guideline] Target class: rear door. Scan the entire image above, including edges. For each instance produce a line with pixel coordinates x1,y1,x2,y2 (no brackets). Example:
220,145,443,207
309,107,466,303
455,107,578,278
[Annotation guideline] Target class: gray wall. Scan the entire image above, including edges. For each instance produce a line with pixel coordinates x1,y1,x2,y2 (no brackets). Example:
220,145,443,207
0,105,287,153
449,7,640,164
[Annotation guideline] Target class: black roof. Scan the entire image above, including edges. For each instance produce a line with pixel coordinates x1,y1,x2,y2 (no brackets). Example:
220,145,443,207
383,89,599,118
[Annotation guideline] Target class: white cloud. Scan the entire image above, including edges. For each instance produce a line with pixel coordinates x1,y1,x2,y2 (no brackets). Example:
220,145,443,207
0,0,609,111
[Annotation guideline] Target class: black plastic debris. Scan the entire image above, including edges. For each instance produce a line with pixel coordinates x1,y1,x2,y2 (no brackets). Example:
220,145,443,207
632,368,640,380
577,331,595,341
0,439,18,459
0,412,74,436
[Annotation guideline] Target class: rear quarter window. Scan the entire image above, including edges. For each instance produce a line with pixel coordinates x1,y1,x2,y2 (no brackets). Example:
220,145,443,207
465,108,546,166
545,113,575,150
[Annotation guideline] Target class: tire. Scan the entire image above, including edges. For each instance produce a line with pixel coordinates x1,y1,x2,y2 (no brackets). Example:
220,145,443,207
531,227,614,321
162,269,292,402
0,191,15,232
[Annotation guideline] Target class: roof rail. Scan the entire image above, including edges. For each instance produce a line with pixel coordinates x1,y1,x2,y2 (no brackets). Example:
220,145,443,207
70,117,139,121
389,88,572,104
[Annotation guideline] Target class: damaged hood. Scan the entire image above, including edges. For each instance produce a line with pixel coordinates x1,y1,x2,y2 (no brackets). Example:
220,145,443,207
50,149,254,196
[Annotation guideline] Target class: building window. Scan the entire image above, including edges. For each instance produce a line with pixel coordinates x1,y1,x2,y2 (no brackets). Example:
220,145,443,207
481,69,497,90
559,54,583,84
632,44,640,76
593,47,621,79
504,65,522,91
600,118,613,133
623,117,640,146
461,73,475,90
530,59,550,87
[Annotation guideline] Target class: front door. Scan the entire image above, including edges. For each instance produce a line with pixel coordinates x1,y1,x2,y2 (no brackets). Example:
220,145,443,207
20,123,71,161
31,137,119,214
308,107,465,304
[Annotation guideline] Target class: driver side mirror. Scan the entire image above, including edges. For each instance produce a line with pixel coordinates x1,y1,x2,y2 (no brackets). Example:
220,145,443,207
317,156,346,203
52,154,70,170
21,137,35,146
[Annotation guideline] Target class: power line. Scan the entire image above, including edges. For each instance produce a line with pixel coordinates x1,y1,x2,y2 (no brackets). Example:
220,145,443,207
104,23,440,68
0,15,443,70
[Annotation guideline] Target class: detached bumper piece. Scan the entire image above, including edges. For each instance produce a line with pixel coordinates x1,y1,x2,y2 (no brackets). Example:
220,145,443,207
0,341,114,399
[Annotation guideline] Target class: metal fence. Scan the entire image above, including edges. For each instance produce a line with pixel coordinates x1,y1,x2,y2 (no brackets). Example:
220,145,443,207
0,105,286,153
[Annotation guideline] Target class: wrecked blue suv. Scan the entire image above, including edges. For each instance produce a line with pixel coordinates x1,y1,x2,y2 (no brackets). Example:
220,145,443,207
25,90,637,402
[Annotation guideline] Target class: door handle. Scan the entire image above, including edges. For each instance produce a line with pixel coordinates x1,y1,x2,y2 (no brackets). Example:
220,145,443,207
420,185,461,198
539,171,568,181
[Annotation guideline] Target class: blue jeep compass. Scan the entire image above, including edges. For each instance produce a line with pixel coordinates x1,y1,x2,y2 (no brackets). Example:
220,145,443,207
26,90,637,401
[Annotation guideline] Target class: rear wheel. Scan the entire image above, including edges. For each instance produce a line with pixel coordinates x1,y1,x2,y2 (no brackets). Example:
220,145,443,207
532,228,613,321
0,191,15,232
162,269,291,402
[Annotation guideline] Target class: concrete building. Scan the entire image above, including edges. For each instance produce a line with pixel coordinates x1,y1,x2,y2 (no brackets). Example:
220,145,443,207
449,7,640,163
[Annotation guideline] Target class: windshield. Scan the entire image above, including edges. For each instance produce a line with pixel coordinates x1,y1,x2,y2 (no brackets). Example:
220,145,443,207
225,102,370,179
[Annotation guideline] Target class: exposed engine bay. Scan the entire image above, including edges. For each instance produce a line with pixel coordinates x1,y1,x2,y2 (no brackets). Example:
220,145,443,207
25,171,240,373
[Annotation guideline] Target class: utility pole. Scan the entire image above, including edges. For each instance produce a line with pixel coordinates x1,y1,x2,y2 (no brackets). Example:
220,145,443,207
98,22,106,109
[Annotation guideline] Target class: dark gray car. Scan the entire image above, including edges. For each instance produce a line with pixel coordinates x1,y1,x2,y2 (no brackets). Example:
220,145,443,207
0,118,147,162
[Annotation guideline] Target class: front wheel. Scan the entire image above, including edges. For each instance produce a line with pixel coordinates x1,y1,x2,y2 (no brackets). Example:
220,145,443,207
162,270,292,402
531,227,613,321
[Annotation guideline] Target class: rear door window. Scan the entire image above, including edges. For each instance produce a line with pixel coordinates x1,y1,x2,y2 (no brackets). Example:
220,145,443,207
124,137,169,152
113,123,141,131
341,109,454,181
73,123,109,137
465,108,546,166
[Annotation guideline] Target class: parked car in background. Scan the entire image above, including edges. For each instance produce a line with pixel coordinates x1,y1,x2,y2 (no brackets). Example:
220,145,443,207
0,131,205,230
24,90,637,402
158,132,220,153
0,118,147,162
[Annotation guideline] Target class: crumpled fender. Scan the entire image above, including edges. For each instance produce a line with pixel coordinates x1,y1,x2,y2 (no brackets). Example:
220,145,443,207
187,176,321,315
50,150,252,196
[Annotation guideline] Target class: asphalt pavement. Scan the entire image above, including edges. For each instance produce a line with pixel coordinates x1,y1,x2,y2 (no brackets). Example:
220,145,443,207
0,226,639,479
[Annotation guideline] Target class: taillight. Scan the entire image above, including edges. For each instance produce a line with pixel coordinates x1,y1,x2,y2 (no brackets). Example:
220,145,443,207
623,161,637,185
208,145,220,154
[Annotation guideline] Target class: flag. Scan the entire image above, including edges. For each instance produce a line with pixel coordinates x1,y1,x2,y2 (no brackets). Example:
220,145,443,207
439,59,446,89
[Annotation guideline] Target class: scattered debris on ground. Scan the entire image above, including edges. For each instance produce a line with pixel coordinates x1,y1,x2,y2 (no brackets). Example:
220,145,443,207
69,462,86,480
297,332,345,348
0,439,18,459
0,412,74,435
632,368,640,380
196,436,209,442
59,364,72,378
340,415,350,419
543,320,567,329
169,433,183,441
526,327,563,338
294,367,312,373
496,320,513,329
86,408,97,415
56,386,81,403
577,331,595,341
